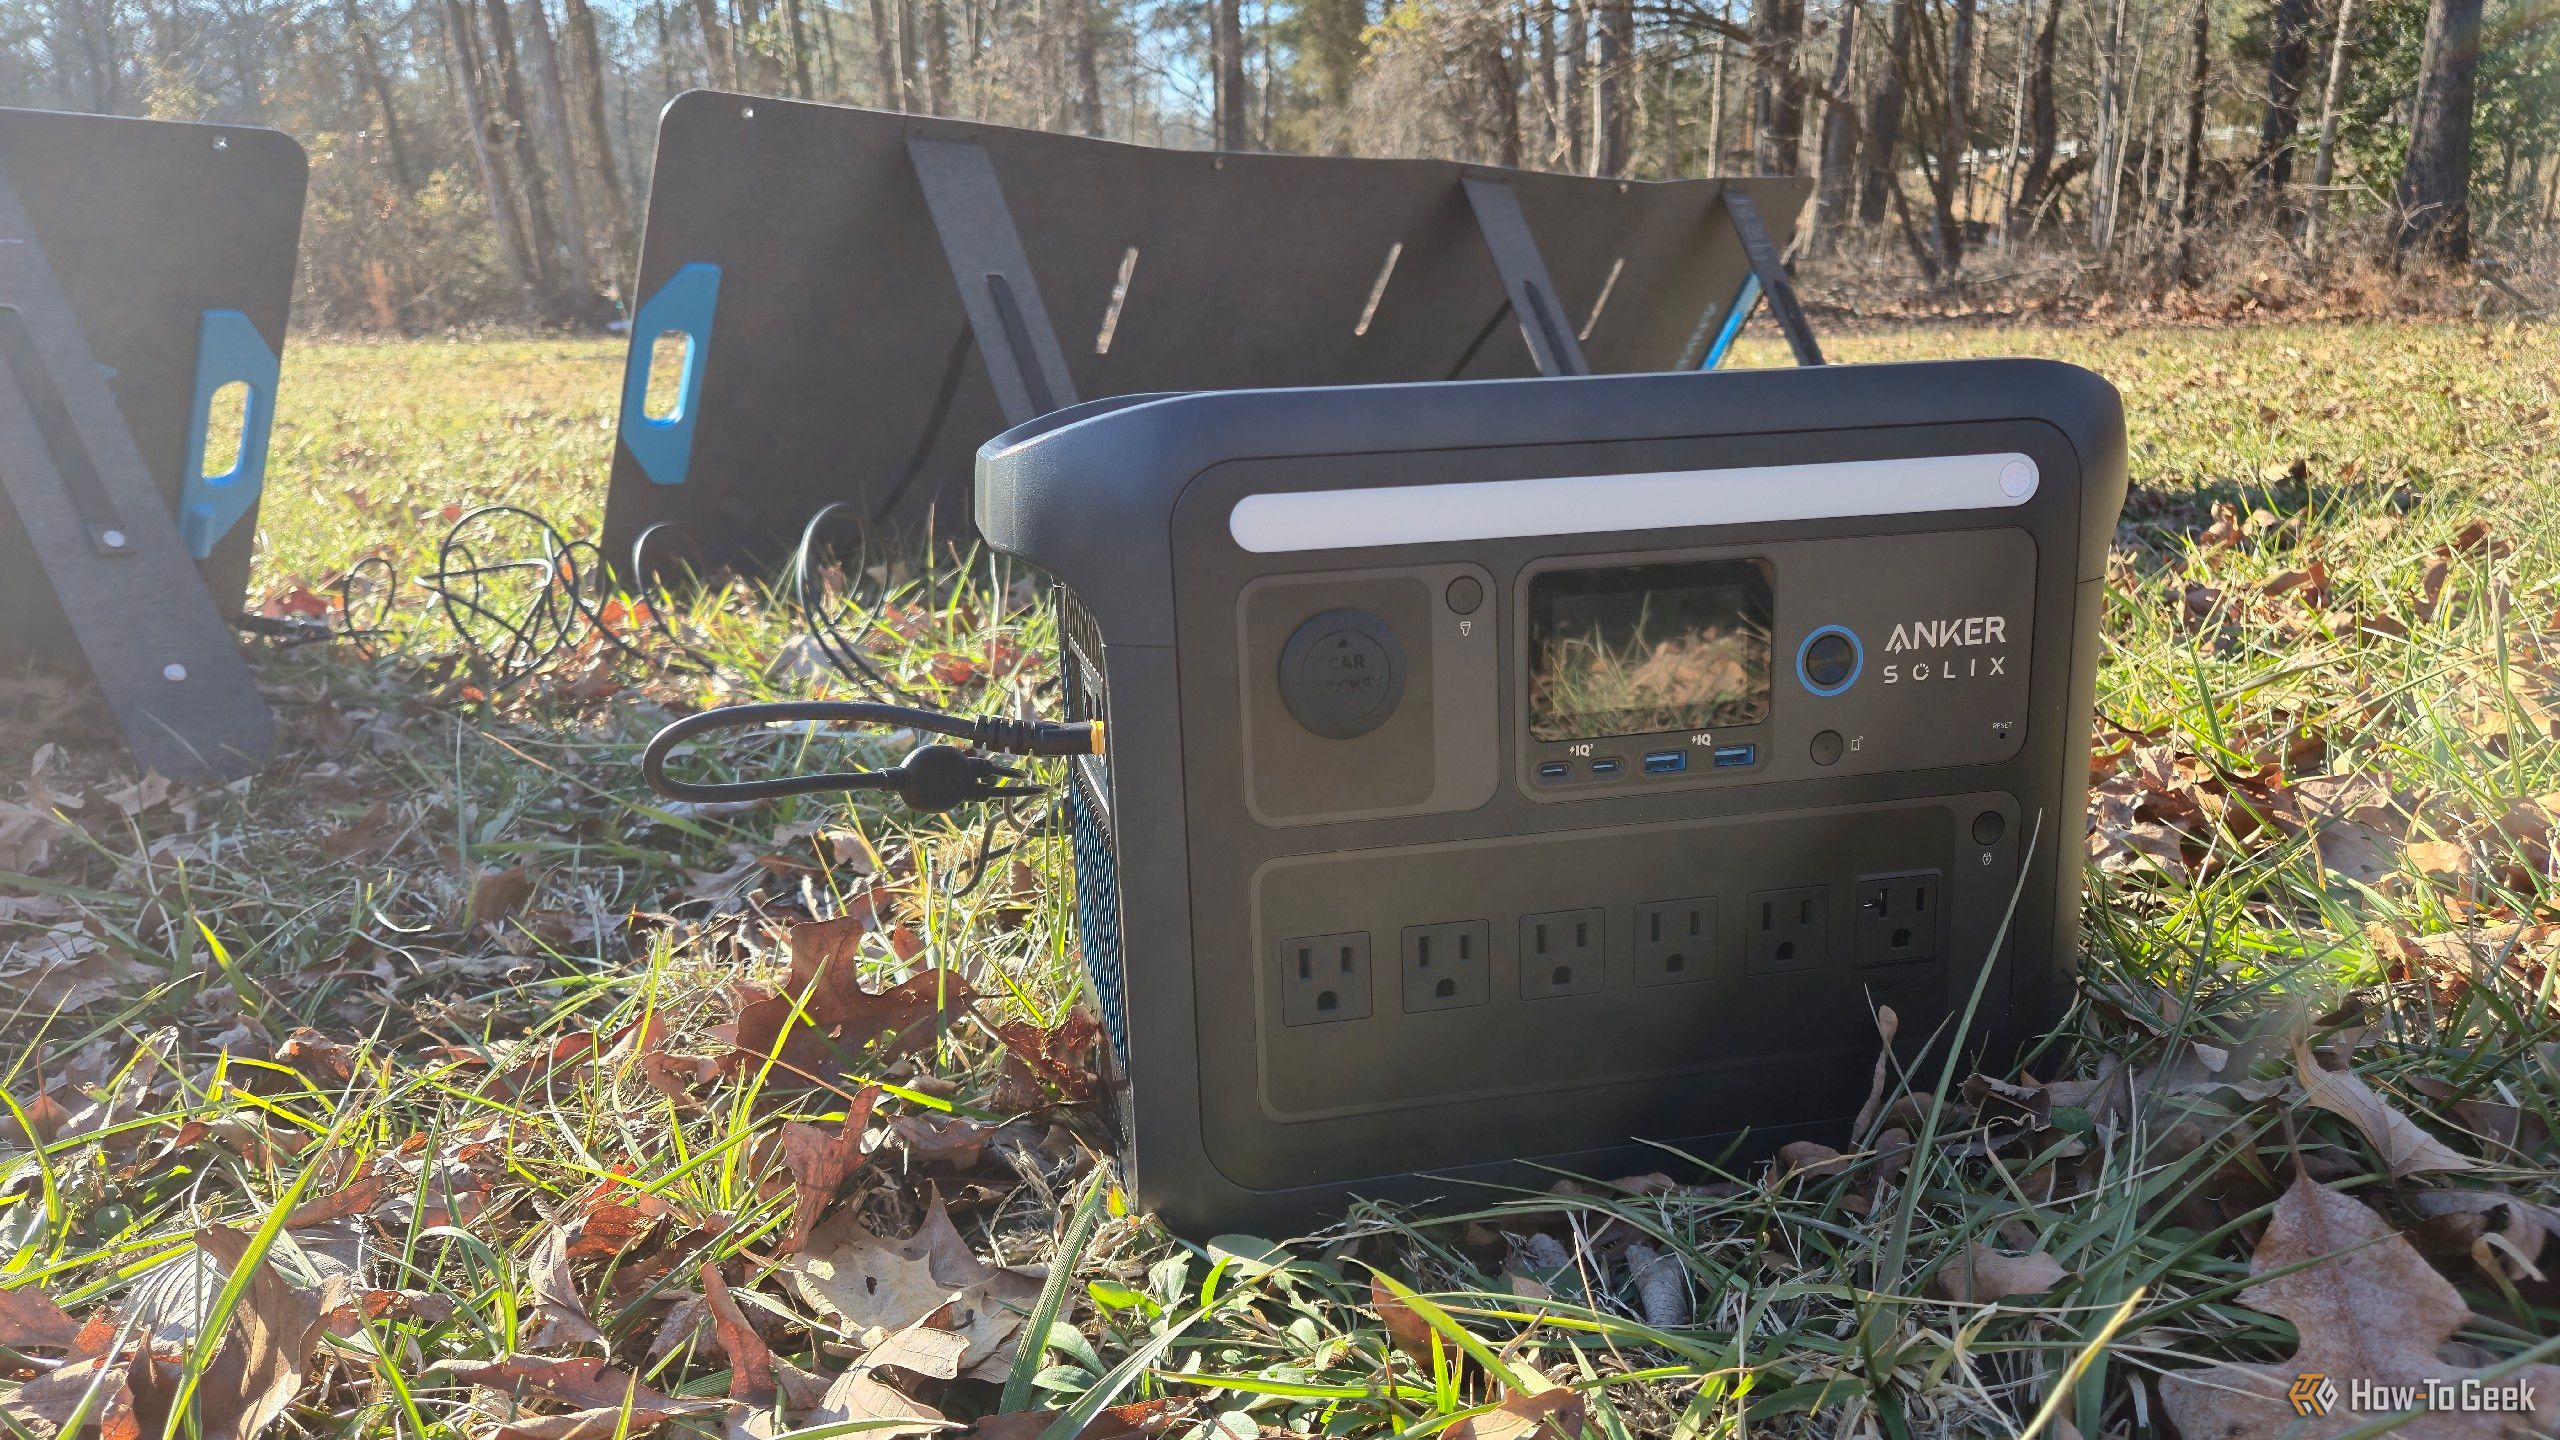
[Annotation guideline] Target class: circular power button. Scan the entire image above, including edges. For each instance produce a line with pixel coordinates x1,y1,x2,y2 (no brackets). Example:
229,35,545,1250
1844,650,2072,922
1278,609,1407,739
1971,810,2007,846
1797,626,1863,695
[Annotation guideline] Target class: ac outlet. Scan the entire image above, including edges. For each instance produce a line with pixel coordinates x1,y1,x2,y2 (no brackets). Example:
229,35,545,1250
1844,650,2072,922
1854,871,1941,965
1279,932,1372,1026
1519,908,1605,998
1402,920,1490,1012
1746,886,1828,973
1634,897,1716,987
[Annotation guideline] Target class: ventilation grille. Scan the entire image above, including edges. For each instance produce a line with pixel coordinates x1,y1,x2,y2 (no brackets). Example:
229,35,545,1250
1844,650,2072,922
1056,586,1126,1066
1068,761,1127,1066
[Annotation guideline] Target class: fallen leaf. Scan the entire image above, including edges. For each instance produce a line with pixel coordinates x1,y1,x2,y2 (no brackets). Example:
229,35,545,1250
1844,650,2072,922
469,866,536,934
700,1262,775,1405
1448,1388,1589,1440
2158,1175,2560,1438
777,1086,883,1252
0,1285,82,1349
2293,1039,2477,1177
812,1368,950,1437
1930,1241,2067,1302
434,1355,717,1419
187,1225,341,1440
523,1220,608,1350
1371,1274,1435,1368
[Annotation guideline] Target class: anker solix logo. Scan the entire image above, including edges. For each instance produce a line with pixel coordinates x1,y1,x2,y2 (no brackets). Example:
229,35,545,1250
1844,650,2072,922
2290,1373,2338,1419
1879,615,2013,685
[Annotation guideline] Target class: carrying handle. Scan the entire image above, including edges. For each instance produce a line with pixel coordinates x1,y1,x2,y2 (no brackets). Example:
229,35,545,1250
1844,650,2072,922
619,263,721,487
180,309,279,560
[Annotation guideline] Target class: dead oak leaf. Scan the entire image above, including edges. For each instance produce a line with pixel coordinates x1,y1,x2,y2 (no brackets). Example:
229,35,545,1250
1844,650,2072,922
468,866,536,934
0,1285,82,1349
186,1225,343,1440
700,1263,776,1405
1929,1241,2067,1302
1370,1274,1435,1369
2293,1039,2478,1178
2158,1175,2560,1439
777,1085,883,1253
1449,1388,1589,1440
434,1355,717,1420
523,1220,608,1351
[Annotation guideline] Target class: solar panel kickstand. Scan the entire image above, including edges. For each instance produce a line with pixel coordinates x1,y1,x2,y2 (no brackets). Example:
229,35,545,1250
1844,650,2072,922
904,134,1083,426
1723,189,1826,367
1460,176,1591,378
0,167,276,781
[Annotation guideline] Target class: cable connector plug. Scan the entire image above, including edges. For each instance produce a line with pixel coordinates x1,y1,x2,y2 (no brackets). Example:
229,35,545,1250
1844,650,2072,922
964,716,1105,756
888,744,1035,813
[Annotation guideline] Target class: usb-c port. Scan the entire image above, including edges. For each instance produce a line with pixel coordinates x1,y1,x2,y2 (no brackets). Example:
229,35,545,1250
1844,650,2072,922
1642,750,1687,774
1589,757,1625,777
1537,760,1572,781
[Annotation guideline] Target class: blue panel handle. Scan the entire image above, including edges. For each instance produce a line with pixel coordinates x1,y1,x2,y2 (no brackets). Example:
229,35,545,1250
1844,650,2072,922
180,309,279,559
1700,274,1763,372
619,263,721,486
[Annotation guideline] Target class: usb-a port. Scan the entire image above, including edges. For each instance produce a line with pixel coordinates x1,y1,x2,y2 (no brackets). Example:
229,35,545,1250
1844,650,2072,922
1713,743,1757,768
1642,750,1687,775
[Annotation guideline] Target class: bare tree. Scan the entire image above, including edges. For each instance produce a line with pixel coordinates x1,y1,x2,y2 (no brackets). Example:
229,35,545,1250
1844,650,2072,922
1214,0,1247,148
1754,0,1805,173
2007,0,2061,235
2252,0,2317,194
2302,0,2355,254
521,0,595,299
2393,0,2482,260
1855,0,1913,221
1932,0,1976,266
1812,0,1862,237
562,0,632,251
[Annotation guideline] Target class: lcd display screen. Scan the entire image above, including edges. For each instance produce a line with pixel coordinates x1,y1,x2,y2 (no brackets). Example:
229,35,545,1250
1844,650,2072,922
1527,559,1774,741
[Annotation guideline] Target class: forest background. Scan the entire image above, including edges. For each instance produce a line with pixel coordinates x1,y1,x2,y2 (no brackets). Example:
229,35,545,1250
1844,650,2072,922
0,0,2551,330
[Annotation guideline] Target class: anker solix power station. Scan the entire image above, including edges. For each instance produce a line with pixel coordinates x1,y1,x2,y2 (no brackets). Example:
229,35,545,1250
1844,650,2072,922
976,360,2129,1235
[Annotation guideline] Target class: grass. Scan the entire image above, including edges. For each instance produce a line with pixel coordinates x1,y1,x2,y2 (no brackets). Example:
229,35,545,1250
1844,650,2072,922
2,316,2558,1439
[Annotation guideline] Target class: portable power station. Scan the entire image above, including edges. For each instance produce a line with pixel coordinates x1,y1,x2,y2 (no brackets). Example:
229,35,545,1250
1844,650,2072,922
970,359,2128,1235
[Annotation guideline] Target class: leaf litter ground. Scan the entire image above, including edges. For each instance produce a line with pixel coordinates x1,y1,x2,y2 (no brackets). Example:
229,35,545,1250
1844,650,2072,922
4,320,2560,1438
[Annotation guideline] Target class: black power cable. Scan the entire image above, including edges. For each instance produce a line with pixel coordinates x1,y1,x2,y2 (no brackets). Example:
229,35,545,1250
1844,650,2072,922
640,700,1101,813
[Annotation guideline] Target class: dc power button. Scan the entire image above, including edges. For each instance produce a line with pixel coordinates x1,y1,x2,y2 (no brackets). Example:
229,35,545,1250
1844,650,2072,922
1797,626,1863,696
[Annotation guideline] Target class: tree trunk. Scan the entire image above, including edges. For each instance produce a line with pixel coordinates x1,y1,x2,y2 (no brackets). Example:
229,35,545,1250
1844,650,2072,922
1074,0,1106,133
1594,0,1632,174
1989,0,2035,242
1932,0,1975,267
562,0,631,252
480,0,565,303
2392,0,2482,260
522,0,594,300
445,0,541,302
2174,0,2208,226
1812,0,1862,241
1754,0,1805,174
2303,0,2356,254
2253,0,2318,194
2089,0,2129,246
1213,0,1247,149
1705,0,1730,168
920,0,948,110
688,0,732,85
1856,0,1913,221
343,0,413,193
2007,0,2061,236
1564,0,1587,172
865,0,901,105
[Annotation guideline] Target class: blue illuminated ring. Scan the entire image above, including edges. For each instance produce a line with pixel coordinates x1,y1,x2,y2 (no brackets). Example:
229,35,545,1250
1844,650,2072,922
1796,625,1863,697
